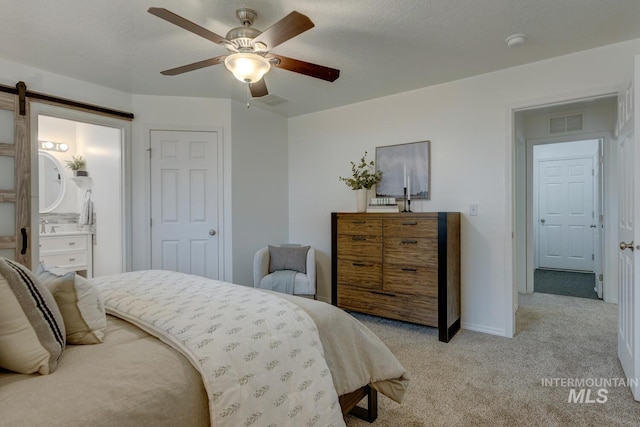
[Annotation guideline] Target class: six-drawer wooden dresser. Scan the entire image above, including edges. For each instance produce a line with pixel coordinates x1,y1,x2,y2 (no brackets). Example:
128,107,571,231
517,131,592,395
331,212,460,342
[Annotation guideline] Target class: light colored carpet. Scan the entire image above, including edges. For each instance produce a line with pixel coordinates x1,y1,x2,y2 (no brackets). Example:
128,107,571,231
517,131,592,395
344,292,639,426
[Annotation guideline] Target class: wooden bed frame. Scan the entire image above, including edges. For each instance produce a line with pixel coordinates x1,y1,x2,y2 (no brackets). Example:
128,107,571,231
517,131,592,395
340,385,378,422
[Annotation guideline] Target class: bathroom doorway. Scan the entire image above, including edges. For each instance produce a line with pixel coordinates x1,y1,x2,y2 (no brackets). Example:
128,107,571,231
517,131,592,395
32,104,131,277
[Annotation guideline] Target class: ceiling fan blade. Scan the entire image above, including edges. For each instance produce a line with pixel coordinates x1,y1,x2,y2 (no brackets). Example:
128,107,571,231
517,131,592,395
271,54,340,82
148,7,228,45
249,79,269,98
252,11,314,50
160,56,227,76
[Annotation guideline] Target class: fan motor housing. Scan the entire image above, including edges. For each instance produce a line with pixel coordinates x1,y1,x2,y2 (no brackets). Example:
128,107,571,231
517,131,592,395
225,26,262,48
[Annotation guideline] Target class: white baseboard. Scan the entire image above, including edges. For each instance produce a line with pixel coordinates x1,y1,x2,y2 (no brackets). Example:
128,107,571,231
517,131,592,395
461,322,508,337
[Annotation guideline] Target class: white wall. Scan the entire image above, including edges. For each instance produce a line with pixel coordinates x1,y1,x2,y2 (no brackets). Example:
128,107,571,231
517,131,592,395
288,39,640,337
129,95,233,279
129,95,288,284
230,100,288,286
76,122,122,276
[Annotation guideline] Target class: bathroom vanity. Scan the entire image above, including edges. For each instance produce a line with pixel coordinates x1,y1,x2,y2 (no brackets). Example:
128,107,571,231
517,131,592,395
39,230,93,278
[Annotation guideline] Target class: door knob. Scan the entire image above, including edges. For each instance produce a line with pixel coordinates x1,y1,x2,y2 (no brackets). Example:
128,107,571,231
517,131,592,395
209,229,216,236
619,241,634,251
590,224,597,228
540,219,545,223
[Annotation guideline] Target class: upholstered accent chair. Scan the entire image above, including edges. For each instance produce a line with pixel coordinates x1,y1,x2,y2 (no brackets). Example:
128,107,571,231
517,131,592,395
253,244,316,298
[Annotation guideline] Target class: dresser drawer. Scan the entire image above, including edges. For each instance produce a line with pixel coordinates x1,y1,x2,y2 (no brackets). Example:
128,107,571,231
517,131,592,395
337,218,382,236
384,237,438,266
337,258,382,290
384,218,437,238
337,286,438,327
40,251,88,269
337,234,382,263
383,265,438,297
40,235,88,253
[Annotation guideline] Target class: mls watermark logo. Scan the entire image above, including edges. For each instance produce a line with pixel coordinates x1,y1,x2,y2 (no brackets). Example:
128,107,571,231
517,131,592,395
541,377,637,403
567,387,608,404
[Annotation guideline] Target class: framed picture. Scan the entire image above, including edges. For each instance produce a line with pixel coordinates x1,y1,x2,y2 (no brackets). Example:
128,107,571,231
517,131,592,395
375,140,430,199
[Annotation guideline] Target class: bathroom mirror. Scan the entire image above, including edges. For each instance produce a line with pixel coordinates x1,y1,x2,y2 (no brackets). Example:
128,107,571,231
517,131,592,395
39,151,66,213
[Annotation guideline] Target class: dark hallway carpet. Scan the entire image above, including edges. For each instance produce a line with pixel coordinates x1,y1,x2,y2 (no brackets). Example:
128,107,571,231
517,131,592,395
534,268,598,299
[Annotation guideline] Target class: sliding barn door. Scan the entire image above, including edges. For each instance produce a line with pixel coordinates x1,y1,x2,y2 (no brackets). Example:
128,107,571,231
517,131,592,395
0,91,31,266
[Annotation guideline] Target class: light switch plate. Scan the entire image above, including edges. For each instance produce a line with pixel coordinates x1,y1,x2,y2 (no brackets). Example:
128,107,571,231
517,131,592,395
469,203,478,216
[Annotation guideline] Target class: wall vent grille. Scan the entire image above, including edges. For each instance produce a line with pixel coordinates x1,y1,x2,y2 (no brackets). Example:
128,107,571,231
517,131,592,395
550,113,583,133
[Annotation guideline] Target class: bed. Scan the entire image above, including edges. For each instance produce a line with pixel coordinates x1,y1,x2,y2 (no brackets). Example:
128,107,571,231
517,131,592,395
0,267,408,426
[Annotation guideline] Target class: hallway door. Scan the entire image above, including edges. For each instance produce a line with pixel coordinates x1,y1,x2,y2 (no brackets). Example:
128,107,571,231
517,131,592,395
150,130,220,279
617,55,640,400
538,156,594,271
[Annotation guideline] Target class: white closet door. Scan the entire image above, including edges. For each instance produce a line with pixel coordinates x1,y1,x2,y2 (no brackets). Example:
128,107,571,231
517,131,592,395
150,130,220,279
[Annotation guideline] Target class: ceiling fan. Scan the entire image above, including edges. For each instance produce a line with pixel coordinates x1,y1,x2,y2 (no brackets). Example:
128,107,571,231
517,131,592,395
148,7,340,98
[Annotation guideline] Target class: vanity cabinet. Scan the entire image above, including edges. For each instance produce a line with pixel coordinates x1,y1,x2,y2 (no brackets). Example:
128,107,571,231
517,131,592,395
331,212,460,342
39,233,93,278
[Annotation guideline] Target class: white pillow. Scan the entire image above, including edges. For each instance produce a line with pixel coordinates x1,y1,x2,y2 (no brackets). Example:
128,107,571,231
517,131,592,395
0,257,65,374
36,264,106,345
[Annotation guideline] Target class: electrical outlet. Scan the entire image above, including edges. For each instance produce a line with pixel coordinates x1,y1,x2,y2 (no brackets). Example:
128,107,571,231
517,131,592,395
469,203,478,216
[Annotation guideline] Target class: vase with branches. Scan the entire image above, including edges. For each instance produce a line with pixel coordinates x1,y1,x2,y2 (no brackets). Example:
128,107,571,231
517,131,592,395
339,151,382,212
339,151,382,190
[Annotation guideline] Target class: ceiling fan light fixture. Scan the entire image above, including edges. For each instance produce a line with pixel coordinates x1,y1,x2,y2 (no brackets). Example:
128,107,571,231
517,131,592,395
224,52,271,83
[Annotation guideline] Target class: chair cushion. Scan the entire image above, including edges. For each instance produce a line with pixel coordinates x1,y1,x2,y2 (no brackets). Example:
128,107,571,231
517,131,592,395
268,245,310,274
0,257,65,374
260,272,314,296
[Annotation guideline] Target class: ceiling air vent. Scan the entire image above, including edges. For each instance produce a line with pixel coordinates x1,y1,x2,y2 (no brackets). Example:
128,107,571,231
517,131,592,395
254,94,289,106
550,113,583,134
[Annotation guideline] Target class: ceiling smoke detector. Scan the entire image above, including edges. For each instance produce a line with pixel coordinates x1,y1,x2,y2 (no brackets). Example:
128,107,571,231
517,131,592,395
506,33,526,48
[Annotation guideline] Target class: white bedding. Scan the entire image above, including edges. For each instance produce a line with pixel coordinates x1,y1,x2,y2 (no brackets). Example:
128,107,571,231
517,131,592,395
0,270,408,426
92,270,344,427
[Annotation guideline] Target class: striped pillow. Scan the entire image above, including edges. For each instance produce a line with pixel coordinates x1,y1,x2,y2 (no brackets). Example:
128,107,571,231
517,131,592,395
0,257,65,374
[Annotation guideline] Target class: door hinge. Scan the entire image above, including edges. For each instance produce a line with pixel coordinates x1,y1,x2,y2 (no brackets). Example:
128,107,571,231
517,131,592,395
592,254,595,261
592,168,594,176
150,218,152,228
598,274,604,282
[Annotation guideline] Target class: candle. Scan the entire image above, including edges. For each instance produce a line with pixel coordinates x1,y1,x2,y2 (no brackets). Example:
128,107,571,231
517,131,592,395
403,164,407,188
407,175,411,201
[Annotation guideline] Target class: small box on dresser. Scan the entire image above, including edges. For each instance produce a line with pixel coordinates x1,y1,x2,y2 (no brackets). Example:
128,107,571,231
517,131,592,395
331,212,460,342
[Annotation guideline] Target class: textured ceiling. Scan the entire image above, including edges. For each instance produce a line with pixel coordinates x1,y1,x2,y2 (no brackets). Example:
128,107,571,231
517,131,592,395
0,0,639,117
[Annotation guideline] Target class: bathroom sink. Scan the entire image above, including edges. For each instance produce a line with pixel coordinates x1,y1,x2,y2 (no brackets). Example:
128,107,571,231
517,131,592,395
39,224,91,236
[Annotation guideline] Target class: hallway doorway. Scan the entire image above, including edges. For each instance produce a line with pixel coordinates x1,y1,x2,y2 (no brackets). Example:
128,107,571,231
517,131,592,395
514,96,617,302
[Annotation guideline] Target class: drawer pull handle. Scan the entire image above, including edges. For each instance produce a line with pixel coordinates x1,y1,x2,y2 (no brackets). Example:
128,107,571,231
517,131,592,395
401,240,418,244
371,291,396,297
352,262,372,267
68,242,76,246
352,236,366,241
352,220,366,224
402,222,418,226
69,258,76,262
401,268,417,272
